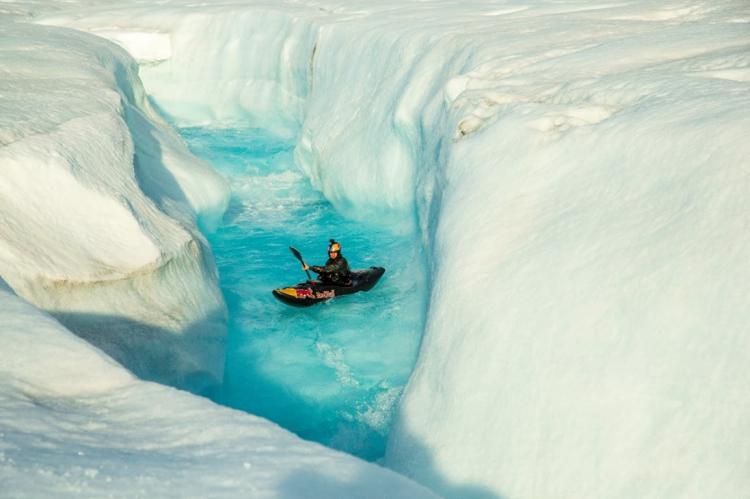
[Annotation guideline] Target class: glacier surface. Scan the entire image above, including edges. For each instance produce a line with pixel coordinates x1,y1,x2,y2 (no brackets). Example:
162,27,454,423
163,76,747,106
2,0,749,498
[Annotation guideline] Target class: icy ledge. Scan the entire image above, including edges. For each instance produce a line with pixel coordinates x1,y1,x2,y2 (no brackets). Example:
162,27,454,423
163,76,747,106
0,280,437,498
0,23,230,391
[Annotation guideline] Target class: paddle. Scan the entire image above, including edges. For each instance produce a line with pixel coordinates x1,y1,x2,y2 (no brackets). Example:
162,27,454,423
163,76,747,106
290,246,313,281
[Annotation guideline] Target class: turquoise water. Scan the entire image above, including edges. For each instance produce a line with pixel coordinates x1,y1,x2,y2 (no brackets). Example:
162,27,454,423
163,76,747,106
180,127,426,460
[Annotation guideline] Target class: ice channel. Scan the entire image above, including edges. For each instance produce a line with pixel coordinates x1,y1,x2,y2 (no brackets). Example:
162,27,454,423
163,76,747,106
181,126,427,460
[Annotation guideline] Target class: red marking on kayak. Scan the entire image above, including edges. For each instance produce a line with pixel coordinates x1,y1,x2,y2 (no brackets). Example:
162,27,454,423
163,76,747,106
296,288,313,298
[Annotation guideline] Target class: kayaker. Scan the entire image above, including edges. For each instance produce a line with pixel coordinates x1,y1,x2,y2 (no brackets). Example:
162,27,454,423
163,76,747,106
303,239,352,285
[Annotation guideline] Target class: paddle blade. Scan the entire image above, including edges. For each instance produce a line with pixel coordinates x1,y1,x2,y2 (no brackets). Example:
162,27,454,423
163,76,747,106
290,246,313,281
289,246,304,263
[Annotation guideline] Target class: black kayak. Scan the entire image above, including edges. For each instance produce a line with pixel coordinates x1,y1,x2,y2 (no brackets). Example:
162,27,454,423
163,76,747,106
272,267,385,307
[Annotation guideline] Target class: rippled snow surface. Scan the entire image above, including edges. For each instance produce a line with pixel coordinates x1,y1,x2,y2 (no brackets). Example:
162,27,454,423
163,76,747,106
181,127,426,460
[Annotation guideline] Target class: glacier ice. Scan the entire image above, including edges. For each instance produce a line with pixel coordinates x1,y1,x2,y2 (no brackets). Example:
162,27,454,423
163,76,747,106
0,22,230,391
2,0,749,498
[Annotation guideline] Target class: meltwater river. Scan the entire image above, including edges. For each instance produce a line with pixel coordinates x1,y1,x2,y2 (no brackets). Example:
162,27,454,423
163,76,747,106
180,127,426,460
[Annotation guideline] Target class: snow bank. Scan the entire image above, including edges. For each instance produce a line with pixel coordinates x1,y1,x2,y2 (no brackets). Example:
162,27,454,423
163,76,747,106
11,0,750,497
0,21,230,391
0,280,437,498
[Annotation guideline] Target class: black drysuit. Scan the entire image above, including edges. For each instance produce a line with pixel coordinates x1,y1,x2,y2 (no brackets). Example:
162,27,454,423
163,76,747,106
311,255,351,285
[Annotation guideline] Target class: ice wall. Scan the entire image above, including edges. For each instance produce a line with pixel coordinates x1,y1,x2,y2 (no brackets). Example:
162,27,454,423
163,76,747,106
0,21,230,391
386,5,750,499
30,0,750,498
39,3,322,138
0,279,438,498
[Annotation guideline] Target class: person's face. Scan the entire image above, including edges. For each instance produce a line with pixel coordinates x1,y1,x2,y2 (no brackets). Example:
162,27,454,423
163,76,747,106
328,251,338,258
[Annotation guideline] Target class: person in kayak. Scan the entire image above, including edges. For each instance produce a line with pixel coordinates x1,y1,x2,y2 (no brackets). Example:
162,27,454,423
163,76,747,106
304,239,352,285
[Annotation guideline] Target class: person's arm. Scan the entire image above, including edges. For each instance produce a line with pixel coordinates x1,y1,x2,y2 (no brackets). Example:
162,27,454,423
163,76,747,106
310,259,348,274
303,263,324,274
311,263,336,273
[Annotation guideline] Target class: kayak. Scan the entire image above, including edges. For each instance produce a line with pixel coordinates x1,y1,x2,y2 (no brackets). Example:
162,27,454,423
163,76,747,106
272,266,385,307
